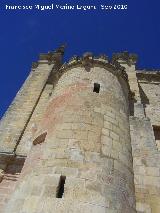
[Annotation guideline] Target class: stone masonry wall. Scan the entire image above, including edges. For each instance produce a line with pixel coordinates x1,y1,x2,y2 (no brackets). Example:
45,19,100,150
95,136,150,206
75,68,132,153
16,84,53,156
4,66,136,213
128,71,160,213
0,63,53,153
139,82,160,126
0,157,25,213
118,62,160,213
130,117,160,213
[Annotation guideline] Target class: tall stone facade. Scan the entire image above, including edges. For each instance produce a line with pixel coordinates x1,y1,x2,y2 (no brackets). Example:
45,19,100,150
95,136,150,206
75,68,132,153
0,46,159,213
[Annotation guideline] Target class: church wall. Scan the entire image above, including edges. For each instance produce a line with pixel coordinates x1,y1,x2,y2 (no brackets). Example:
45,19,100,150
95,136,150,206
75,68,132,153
0,48,160,213
129,71,160,213
0,157,25,213
139,82,160,126
4,66,136,213
16,84,53,156
0,63,53,154
130,117,160,213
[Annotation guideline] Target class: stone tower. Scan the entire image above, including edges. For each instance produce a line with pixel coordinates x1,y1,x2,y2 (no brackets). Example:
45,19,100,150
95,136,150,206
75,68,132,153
0,46,160,213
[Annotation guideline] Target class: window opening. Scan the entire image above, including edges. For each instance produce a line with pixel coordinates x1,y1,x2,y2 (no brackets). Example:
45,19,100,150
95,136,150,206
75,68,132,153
56,176,66,198
93,83,100,93
153,126,160,151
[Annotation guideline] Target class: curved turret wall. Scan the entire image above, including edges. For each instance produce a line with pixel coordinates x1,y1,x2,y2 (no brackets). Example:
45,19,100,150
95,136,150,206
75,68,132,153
4,65,136,213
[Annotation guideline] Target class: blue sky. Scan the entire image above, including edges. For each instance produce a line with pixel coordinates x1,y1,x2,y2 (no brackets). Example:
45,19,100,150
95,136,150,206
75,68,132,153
0,0,160,118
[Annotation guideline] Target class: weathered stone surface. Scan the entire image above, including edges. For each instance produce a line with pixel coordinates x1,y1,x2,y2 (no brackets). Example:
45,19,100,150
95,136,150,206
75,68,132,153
0,64,53,153
2,63,136,213
1,50,160,213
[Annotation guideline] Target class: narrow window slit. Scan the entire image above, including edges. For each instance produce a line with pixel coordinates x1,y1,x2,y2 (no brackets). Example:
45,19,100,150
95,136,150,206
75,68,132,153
56,176,66,198
93,83,100,93
153,126,160,140
153,125,160,151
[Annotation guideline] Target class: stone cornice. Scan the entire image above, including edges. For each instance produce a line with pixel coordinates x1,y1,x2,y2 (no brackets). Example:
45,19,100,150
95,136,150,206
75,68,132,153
137,71,160,83
31,44,66,69
112,51,138,65
39,44,66,63
0,151,26,162
59,53,128,82
32,49,134,102
58,53,134,102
